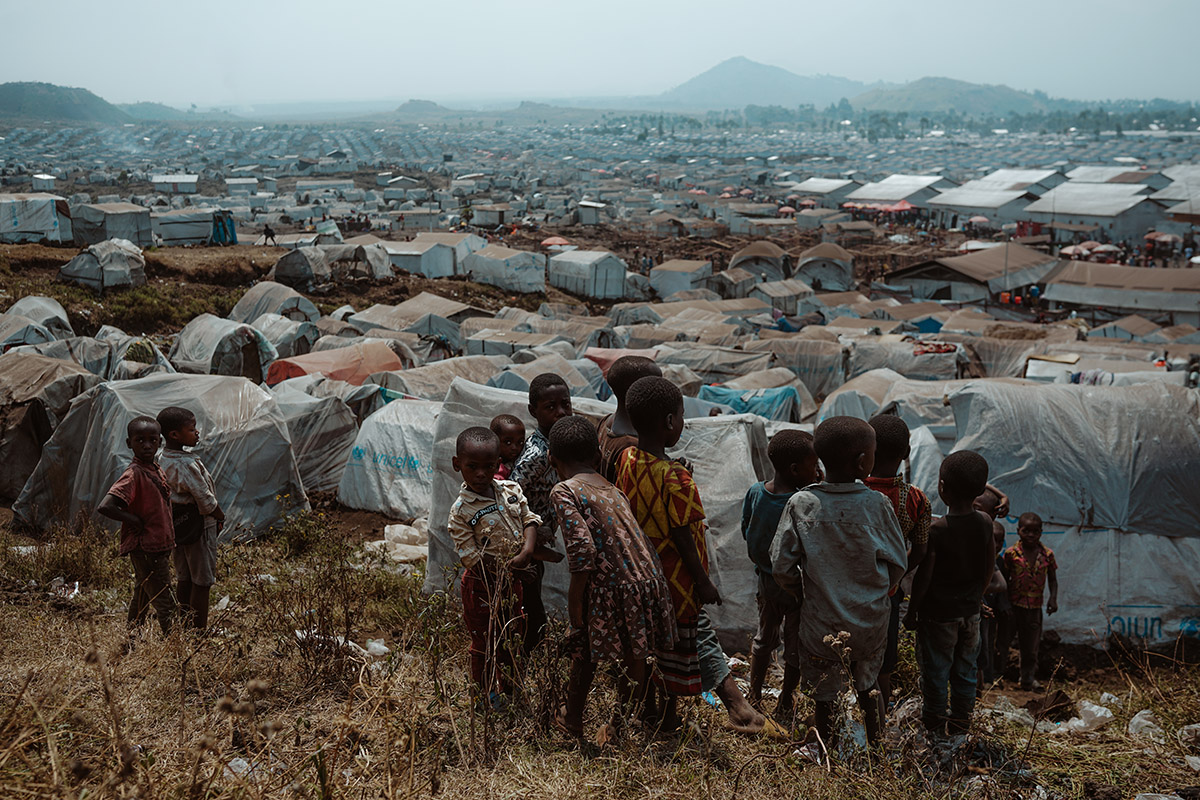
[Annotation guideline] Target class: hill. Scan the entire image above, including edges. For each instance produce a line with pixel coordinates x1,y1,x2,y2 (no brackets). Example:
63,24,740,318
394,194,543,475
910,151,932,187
118,102,242,122
850,76,1056,115
657,57,869,110
0,81,132,123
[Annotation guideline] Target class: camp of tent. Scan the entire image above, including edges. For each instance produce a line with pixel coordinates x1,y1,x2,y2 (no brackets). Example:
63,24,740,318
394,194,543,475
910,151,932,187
2,233,1198,655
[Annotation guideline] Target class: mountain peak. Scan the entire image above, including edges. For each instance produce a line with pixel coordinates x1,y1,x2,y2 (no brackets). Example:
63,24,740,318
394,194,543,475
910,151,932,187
658,57,867,110
0,81,132,123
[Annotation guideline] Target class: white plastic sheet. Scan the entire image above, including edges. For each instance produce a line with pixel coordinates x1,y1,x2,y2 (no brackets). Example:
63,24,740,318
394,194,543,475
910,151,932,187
338,399,441,519
269,384,358,493
6,297,73,340
170,314,278,381
228,281,319,324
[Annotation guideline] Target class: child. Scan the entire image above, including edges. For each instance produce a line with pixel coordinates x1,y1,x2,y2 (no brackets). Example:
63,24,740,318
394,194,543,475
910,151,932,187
1001,512,1058,691
865,414,931,709
615,376,766,734
743,430,821,719
490,414,525,481
547,415,677,738
448,426,540,698
905,451,996,735
156,407,225,630
597,355,662,482
772,416,906,750
97,416,177,638
973,488,1010,689
511,373,572,652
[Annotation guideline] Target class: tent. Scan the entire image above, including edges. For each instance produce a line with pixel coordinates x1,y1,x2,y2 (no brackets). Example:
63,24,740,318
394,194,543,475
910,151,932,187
71,202,152,247
383,240,456,278
748,279,814,317
704,367,818,420
272,374,386,424
946,381,1200,646
6,296,73,340
337,399,441,519
228,281,320,324
846,340,963,382
170,314,278,381
742,337,845,399
269,247,332,291
368,355,511,400
648,260,713,298
548,250,627,299
0,314,54,352
0,193,72,243
58,239,146,292
14,374,306,539
817,368,906,422
252,313,319,359
486,353,598,399
268,383,359,493
151,208,227,246
795,242,855,292
346,243,394,281
729,241,792,282
424,379,772,647
266,339,414,386
463,245,546,293
653,343,772,385
0,353,103,501
11,333,174,381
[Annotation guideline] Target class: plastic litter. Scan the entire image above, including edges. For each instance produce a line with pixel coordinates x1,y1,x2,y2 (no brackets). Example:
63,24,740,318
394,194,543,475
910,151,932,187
212,595,231,612
1128,709,1167,743
1133,794,1184,800
701,691,723,709
990,696,1036,728
1178,722,1200,748
224,757,251,778
362,520,429,564
1099,691,1124,708
1052,700,1115,734
1185,755,1200,772
366,638,390,657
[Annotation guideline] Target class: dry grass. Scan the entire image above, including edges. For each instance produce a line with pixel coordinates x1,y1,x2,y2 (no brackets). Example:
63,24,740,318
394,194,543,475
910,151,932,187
1,513,1198,800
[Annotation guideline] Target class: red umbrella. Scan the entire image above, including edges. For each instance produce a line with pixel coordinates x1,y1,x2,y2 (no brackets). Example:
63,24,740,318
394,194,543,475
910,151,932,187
786,193,801,200
889,199,915,212
778,206,796,215
719,192,734,199
842,201,859,208
541,236,570,246
723,186,736,193
739,188,754,196
799,198,819,206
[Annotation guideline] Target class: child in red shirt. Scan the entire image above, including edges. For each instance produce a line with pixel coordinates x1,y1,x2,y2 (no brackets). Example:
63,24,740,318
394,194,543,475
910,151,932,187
1001,512,1058,690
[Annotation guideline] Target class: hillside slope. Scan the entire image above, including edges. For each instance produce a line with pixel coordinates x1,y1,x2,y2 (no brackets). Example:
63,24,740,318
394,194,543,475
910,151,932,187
0,81,133,123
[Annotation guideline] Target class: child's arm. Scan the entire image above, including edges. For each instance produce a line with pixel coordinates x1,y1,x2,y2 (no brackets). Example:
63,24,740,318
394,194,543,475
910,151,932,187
904,550,936,630
448,506,483,569
986,484,1009,518
509,523,539,569
771,505,803,598
985,566,1006,595
97,494,143,531
567,571,589,630
670,525,720,605
1046,566,1058,615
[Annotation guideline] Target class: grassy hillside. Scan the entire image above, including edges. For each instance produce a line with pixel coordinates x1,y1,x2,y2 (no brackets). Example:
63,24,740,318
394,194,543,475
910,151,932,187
0,81,133,123
851,76,1055,116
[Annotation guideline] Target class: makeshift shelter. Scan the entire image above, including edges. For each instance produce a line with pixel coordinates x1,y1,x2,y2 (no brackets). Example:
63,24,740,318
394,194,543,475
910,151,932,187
151,208,234,246
729,241,791,282
0,314,54,352
742,337,846,399
886,242,1062,302
229,281,320,324
1088,315,1162,342
383,239,456,278
266,339,414,386
368,355,511,400
795,242,855,292
0,193,72,243
268,383,358,494
1044,262,1200,327
413,232,487,273
486,353,598,399
649,259,713,298
252,313,319,359
847,339,962,381
817,368,905,422
710,267,761,299
11,332,173,381
269,247,332,291
6,297,73,340
424,379,771,646
0,353,103,501
947,382,1200,646
71,202,152,247
548,250,627,299
338,243,393,281
654,343,772,385
462,245,546,293
170,314,278,381
272,374,386,424
14,374,306,539
338,399,441,519
699,367,817,421
58,239,146,292
748,279,814,317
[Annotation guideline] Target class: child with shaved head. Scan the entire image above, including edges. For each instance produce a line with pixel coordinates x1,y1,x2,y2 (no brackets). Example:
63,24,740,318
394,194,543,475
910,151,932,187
772,416,907,752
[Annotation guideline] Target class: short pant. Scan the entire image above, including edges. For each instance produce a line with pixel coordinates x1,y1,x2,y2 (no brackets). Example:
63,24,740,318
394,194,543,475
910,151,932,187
174,520,218,587
800,646,886,703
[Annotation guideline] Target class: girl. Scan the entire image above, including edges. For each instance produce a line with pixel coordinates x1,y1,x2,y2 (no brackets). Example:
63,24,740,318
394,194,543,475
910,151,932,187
547,415,677,739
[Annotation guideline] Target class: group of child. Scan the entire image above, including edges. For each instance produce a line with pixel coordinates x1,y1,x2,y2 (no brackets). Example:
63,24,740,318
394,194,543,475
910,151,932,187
450,355,1061,747
99,407,224,643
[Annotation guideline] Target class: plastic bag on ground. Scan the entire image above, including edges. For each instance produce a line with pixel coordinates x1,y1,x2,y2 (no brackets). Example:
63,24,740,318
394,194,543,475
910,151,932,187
1128,709,1167,743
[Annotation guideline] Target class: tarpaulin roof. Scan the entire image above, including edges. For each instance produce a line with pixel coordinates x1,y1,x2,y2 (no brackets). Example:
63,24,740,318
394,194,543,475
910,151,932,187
266,339,411,386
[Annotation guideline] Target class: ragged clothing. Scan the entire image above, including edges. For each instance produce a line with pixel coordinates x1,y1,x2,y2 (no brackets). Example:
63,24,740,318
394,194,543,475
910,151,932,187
107,460,174,555
448,479,541,569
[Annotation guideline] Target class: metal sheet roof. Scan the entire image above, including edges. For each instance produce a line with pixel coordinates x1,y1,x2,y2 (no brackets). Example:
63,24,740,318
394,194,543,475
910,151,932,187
1024,183,1152,217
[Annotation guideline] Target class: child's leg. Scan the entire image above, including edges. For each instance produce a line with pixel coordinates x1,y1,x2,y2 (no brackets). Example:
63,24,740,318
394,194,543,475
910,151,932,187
460,568,491,691
948,614,982,733
777,602,802,717
142,552,176,636
876,594,903,709
748,587,784,707
1015,607,1043,688
917,618,954,733
562,655,596,735
994,608,1014,678
127,556,150,629
856,684,883,746
191,585,211,630
177,579,194,623
814,700,836,748
520,562,546,655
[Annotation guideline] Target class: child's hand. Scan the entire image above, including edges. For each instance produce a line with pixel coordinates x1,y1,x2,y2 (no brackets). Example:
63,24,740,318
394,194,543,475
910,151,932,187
507,550,532,571
533,545,564,563
1047,599,1058,616
981,603,994,619
696,579,721,606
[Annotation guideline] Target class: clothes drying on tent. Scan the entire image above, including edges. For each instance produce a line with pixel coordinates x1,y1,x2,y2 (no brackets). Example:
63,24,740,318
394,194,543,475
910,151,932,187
5,296,73,340
58,239,146,292
337,399,441,519
170,314,278,381
228,281,320,324
13,373,306,539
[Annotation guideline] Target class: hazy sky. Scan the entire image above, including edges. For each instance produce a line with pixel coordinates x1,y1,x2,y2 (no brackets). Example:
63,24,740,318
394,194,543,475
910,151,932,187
4,0,1197,107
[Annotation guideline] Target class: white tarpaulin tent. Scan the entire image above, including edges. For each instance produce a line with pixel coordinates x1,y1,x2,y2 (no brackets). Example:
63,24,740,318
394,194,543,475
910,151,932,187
11,334,174,381
463,245,546,293
252,313,319,359
818,368,905,422
0,314,54,351
947,381,1200,646
229,281,320,324
847,339,963,381
151,208,215,246
548,250,627,299
269,383,358,493
14,374,307,540
368,355,511,400
170,314,278,381
6,297,73,340
0,193,72,243
423,379,771,647
71,202,152,247
338,399,441,519
269,248,332,291
58,239,146,292
743,337,846,399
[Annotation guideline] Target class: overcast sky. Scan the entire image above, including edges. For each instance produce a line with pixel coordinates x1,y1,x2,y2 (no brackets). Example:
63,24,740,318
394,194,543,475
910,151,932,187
5,0,1196,108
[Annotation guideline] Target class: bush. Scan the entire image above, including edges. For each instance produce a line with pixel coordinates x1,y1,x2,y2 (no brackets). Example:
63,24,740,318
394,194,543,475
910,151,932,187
0,524,125,590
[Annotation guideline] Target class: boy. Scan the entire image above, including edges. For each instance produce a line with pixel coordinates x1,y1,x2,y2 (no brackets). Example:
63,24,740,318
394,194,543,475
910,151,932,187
597,356,662,482
772,416,906,750
156,407,225,630
1001,513,1058,691
743,430,821,719
865,414,931,709
448,426,541,697
490,414,525,481
974,488,1010,688
905,451,995,735
510,373,571,652
97,416,177,638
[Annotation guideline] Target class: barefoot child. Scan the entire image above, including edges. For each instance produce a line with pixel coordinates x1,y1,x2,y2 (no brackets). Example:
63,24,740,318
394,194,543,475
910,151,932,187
905,451,995,735
97,417,177,639
1001,512,1058,691
743,430,821,719
548,415,677,737
449,427,541,699
511,374,572,652
597,356,661,481
615,376,767,734
490,414,525,481
156,406,225,630
772,416,907,751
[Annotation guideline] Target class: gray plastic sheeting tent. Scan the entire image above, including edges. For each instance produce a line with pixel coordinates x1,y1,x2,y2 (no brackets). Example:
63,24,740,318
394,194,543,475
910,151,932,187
14,374,307,539
228,281,320,324
170,314,278,381
337,399,441,519
6,297,73,340
58,239,146,292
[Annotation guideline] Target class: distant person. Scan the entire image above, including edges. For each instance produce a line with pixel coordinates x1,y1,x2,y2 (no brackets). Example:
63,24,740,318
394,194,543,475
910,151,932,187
97,417,177,643
157,406,225,631
1001,512,1058,691
905,451,995,736
262,223,277,246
